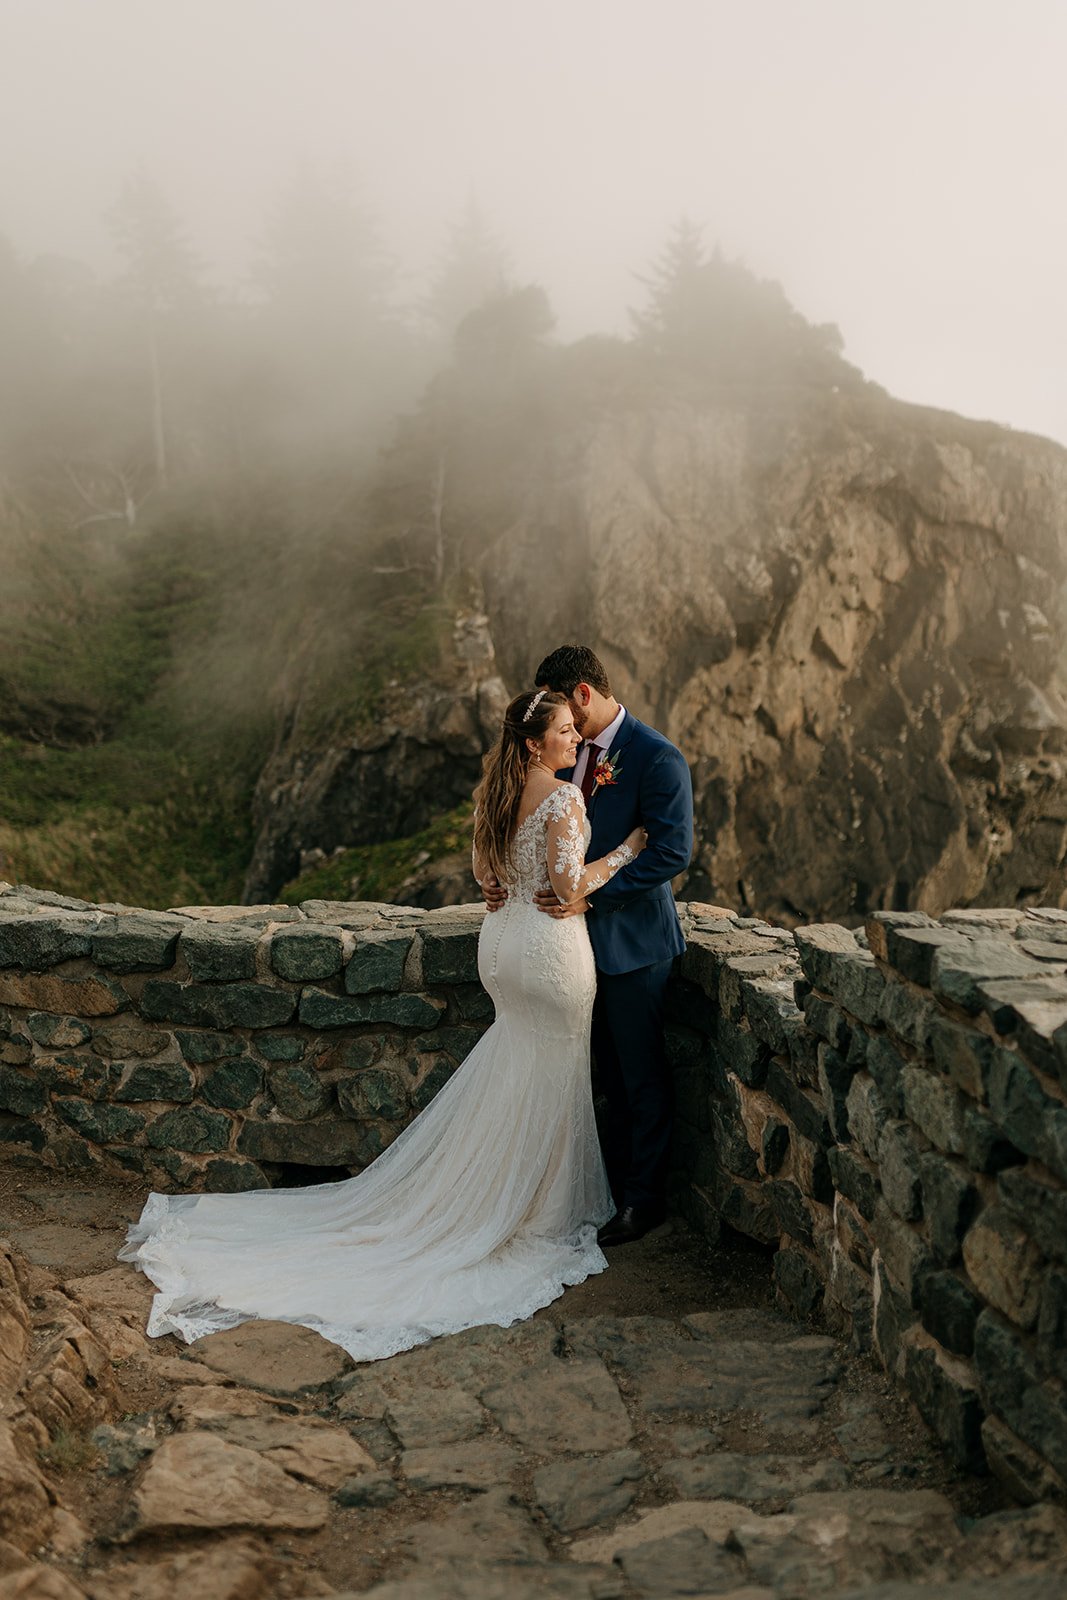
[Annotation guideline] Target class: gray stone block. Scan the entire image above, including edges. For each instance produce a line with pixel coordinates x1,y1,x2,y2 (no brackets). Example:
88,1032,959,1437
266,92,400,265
201,1057,264,1110
919,1270,982,1357
903,1337,985,1474
146,1106,233,1154
901,1064,965,1155
930,1017,994,1099
872,1254,913,1374
26,1013,92,1049
793,922,861,988
344,933,413,994
115,1061,196,1104
254,1033,306,1062
180,923,262,981
962,1106,1021,1174
999,1166,1067,1266
962,1207,1044,1330
0,913,96,970
421,926,480,986
236,1117,395,1168
878,979,937,1051
864,910,935,964
267,1063,331,1120
773,1244,823,1317
337,1066,409,1121
878,1121,923,1221
931,940,1040,1013
741,976,803,1053
919,1149,980,1266
875,1198,932,1307
91,914,185,972
768,1180,815,1245
845,1072,887,1160
985,1044,1067,1184
176,1029,244,1063
829,1144,879,1222
765,1060,830,1145
978,978,1067,1078
142,981,296,1030
713,1015,768,1087
802,993,851,1051
866,1033,907,1118
203,1158,271,1192
883,924,969,986
1037,1267,1067,1385
269,927,344,982
55,1097,146,1143
299,988,444,1030
410,1054,457,1111
981,1415,1067,1507
975,1309,1067,1480
0,1065,47,1115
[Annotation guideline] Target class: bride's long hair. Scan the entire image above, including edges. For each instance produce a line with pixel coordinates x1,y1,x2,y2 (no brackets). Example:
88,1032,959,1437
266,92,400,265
473,689,568,884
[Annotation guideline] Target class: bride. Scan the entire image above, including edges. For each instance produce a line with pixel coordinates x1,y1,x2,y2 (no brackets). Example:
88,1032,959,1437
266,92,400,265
120,689,646,1362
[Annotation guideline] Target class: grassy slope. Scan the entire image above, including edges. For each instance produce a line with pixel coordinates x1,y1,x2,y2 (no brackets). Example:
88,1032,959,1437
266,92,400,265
278,802,473,905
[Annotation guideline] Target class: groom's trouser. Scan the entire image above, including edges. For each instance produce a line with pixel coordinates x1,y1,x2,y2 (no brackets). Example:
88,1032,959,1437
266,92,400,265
591,957,675,1213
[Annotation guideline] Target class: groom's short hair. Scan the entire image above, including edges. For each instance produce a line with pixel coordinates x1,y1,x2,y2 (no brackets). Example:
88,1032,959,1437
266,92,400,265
536,645,611,697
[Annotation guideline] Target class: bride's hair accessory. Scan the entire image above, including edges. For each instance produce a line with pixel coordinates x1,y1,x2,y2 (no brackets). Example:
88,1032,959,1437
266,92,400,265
522,689,547,723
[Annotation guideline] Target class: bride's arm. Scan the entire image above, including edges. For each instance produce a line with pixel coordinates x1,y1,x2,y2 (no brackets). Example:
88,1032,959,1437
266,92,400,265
545,786,643,906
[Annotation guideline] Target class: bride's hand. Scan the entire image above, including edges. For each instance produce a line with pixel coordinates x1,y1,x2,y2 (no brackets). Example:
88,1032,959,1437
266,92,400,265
624,826,648,857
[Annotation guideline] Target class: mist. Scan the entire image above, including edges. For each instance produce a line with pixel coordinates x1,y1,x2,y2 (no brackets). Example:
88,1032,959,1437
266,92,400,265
2,0,1065,447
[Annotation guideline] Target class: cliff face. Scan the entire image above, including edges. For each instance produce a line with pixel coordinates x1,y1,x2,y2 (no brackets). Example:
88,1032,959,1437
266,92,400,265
250,381,1067,923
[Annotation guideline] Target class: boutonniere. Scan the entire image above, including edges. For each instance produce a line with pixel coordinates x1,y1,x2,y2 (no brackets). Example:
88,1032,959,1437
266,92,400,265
592,752,623,789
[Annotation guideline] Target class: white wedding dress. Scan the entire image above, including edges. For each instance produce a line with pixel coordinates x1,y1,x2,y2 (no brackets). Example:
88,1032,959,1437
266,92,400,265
120,784,619,1362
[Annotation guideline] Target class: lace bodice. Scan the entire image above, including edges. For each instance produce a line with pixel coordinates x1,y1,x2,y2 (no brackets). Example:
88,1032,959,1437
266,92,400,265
508,786,588,902
498,784,633,905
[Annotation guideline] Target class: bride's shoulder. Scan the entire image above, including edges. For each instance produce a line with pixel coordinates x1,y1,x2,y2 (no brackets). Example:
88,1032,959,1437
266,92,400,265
542,780,584,818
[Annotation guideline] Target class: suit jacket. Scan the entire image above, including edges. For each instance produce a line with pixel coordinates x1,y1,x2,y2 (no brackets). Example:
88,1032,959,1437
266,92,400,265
562,711,693,975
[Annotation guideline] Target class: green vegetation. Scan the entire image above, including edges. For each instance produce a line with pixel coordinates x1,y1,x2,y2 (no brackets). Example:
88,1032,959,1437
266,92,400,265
280,802,473,905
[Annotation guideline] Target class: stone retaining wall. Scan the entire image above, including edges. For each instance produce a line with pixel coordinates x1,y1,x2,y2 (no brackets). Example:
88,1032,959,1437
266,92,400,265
4,880,1067,1504
0,883,489,1192
667,903,1067,1507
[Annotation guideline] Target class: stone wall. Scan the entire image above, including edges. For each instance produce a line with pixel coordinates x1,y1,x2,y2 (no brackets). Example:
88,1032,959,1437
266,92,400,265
667,903,1067,1507
0,884,489,1192
4,879,1067,1505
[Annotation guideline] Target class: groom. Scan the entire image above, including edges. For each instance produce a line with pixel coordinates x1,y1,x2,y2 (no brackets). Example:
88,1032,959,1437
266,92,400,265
536,644,693,1245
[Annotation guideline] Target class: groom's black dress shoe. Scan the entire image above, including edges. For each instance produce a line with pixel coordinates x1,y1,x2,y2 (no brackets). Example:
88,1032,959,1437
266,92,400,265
597,1205,666,1248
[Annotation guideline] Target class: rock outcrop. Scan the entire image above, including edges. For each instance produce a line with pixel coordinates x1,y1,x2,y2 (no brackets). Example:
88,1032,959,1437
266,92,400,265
251,382,1067,922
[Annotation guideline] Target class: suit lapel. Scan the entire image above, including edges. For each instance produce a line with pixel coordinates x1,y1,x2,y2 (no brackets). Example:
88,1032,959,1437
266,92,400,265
586,711,637,818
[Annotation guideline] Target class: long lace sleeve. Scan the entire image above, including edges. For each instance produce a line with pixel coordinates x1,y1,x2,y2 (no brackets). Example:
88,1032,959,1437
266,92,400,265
544,784,635,904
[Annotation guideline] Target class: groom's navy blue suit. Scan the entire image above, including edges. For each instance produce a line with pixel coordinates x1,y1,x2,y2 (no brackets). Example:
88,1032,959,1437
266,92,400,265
562,711,693,1213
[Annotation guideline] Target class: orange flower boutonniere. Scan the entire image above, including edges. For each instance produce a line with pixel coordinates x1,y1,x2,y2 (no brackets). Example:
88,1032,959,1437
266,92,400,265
592,752,623,789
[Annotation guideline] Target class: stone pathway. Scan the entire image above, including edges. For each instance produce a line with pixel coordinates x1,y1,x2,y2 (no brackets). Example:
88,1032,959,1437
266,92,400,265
1,1157,1065,1600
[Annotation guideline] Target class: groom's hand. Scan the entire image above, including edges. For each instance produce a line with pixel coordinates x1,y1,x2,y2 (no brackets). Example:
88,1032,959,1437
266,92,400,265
534,888,590,919
481,874,508,912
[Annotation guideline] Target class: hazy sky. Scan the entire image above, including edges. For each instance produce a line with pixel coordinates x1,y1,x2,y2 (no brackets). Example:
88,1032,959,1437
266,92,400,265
3,0,1065,445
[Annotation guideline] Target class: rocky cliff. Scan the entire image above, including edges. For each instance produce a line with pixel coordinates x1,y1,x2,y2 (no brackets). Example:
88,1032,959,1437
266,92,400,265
247,369,1067,923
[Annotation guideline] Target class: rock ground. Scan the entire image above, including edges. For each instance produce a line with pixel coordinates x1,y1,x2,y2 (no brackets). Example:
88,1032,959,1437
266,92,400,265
2,1152,1065,1600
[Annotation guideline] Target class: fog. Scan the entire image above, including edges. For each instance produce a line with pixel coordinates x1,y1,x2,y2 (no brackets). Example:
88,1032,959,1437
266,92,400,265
3,0,1065,446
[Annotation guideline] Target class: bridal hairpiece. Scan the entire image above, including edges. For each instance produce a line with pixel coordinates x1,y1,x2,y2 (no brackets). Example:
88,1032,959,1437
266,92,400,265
522,689,547,723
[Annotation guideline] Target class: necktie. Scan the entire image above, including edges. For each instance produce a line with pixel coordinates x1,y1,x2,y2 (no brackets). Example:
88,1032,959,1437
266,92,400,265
580,741,599,802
